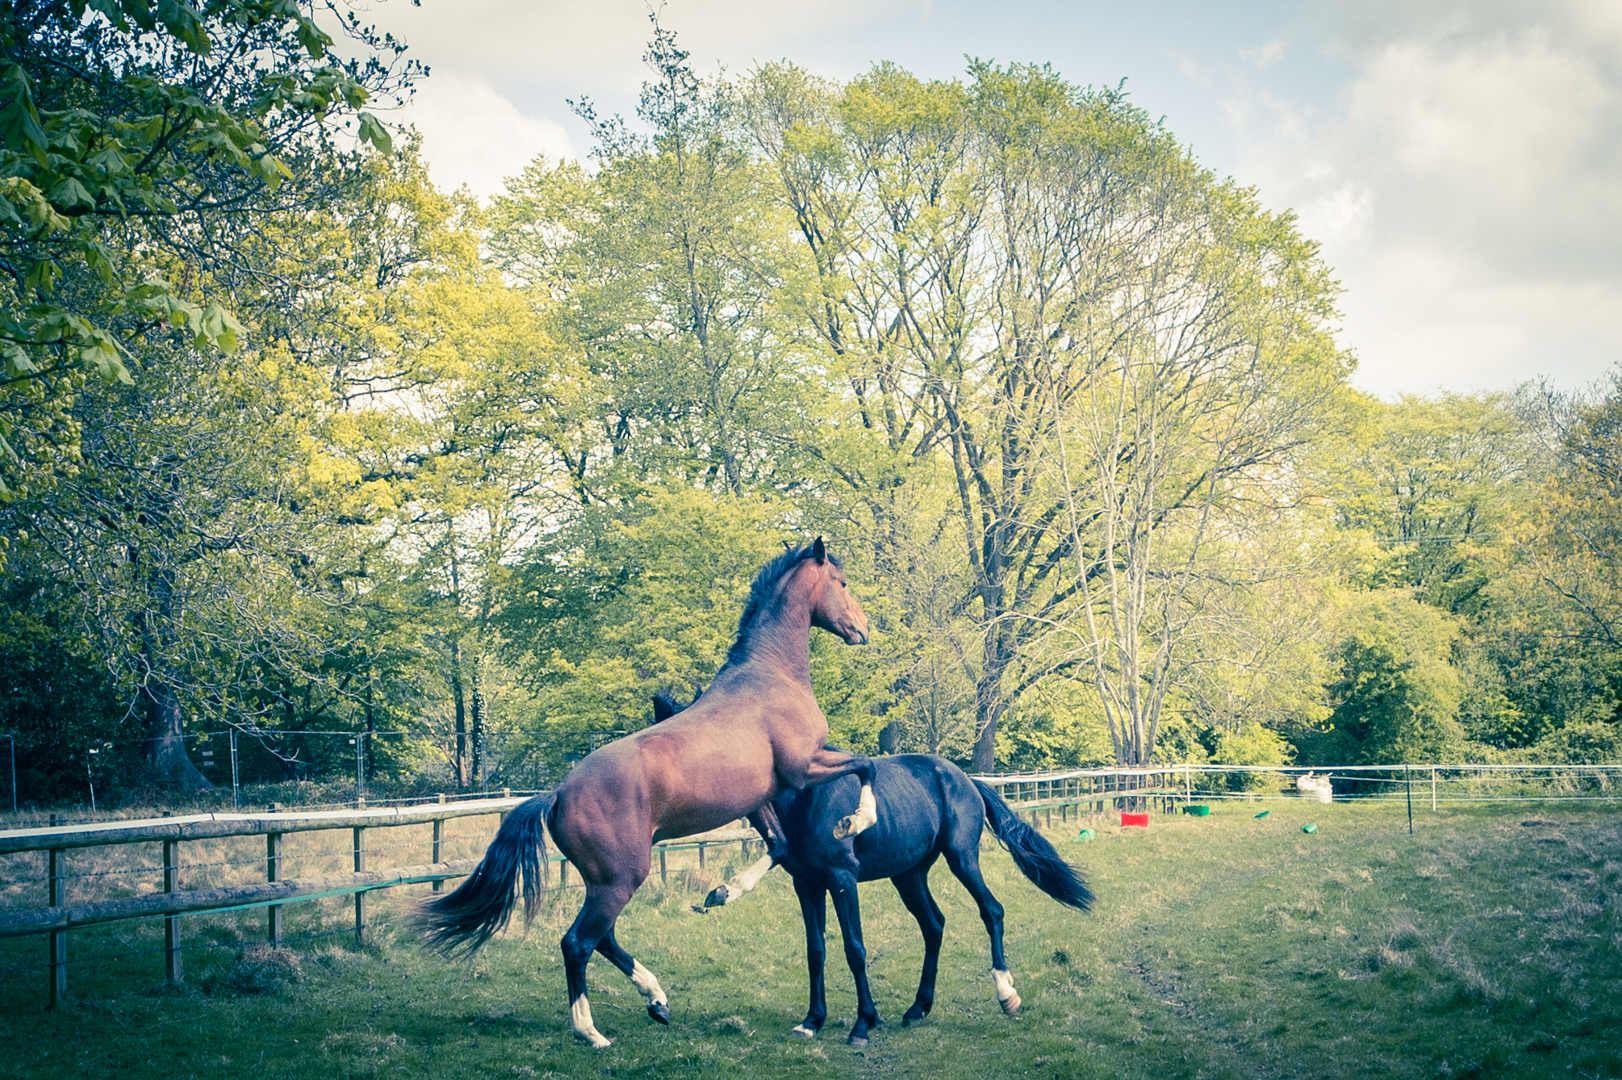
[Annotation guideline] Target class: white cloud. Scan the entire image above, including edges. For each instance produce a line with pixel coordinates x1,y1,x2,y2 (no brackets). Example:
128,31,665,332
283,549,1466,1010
401,74,576,199
351,0,925,91
1231,0,1622,396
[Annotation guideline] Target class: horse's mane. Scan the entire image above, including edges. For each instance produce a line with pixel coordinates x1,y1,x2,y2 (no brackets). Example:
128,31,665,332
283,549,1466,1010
725,543,840,666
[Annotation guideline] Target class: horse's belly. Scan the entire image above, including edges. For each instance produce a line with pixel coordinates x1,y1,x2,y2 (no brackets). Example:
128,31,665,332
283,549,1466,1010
651,799,764,843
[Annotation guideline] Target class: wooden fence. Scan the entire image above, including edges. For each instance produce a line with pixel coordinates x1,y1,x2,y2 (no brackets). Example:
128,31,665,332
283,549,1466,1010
0,793,756,1007
4,762,1617,1007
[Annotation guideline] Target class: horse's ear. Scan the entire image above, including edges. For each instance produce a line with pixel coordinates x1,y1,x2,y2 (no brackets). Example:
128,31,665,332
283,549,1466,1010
812,536,826,564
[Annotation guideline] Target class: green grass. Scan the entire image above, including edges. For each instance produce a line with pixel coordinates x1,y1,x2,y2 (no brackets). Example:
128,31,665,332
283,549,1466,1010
2,800,1619,1079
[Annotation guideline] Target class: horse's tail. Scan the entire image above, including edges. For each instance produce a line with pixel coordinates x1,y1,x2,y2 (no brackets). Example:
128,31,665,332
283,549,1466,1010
413,791,557,957
972,778,1094,912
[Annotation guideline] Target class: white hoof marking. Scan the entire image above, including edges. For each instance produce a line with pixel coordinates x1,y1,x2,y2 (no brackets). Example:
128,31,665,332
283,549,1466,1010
993,968,1020,1014
571,995,612,1048
791,1024,817,1039
630,960,667,1009
833,783,878,838
733,852,775,893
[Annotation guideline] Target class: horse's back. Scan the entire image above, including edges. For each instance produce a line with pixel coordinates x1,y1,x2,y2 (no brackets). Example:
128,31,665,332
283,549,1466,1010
556,701,780,845
778,754,969,884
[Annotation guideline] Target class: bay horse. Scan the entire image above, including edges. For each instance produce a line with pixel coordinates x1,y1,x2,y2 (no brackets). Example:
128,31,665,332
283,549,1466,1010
414,539,879,1047
693,747,1094,1046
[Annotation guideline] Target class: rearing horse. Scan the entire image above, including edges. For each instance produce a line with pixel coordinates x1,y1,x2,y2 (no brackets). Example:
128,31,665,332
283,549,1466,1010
415,538,879,1047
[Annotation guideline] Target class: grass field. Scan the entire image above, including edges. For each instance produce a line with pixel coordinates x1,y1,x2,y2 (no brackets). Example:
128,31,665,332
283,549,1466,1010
2,799,1619,1079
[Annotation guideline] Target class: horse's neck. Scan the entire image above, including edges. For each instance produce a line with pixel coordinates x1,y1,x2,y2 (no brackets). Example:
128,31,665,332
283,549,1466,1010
728,590,814,685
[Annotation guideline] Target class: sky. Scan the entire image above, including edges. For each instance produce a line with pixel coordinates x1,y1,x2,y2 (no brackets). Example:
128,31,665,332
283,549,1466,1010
345,0,1622,400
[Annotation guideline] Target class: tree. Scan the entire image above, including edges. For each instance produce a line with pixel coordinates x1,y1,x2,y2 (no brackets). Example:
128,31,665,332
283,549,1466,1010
1314,591,1464,764
1478,373,1622,746
0,137,451,788
488,21,818,506
1335,393,1538,614
746,60,1351,770
0,0,400,516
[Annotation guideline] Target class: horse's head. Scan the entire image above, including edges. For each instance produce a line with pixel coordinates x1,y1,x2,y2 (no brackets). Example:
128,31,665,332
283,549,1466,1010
801,537,869,646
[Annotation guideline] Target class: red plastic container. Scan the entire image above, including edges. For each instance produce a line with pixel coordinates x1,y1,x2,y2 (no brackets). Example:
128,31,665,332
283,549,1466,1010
1121,812,1150,827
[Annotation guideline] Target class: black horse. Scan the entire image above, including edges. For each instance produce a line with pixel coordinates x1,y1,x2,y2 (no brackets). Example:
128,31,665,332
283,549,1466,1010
652,695,1092,1046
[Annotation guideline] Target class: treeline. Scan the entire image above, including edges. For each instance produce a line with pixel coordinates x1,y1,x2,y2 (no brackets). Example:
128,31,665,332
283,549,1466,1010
2,12,1618,806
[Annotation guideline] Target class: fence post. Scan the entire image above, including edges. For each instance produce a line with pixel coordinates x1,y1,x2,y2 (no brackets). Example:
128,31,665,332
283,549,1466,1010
1431,767,1438,812
432,793,446,893
698,843,707,872
266,832,283,947
352,826,366,946
161,838,183,982
659,847,667,884
48,839,66,1007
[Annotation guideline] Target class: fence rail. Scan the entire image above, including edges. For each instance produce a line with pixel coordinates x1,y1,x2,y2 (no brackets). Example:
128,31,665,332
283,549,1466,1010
0,793,764,1006
4,761,1619,1007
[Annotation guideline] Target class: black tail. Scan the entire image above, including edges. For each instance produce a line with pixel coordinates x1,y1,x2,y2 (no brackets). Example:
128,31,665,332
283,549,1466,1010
413,792,557,957
972,779,1094,912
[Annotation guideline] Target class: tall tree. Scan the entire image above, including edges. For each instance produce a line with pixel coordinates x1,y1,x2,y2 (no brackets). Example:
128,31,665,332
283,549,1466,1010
746,61,1351,770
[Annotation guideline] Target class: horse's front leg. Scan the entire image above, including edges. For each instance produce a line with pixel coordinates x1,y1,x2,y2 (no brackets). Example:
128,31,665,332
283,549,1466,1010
827,871,881,1046
796,747,878,839
704,804,783,907
790,875,829,1038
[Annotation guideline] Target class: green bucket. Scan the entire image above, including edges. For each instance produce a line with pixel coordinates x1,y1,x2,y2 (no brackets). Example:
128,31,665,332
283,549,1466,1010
1301,823,1318,834
1182,805,1210,816
1254,810,1271,819
1074,828,1096,842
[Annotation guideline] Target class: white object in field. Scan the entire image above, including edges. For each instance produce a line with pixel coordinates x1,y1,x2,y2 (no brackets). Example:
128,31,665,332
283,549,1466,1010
1296,772,1333,803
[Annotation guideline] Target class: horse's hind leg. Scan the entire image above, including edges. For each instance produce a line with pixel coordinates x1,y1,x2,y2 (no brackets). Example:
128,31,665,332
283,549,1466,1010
942,846,1020,1014
891,863,945,1025
560,883,637,1047
595,929,670,1024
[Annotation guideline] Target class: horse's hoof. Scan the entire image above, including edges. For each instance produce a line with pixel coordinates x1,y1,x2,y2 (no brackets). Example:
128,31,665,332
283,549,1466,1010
576,1032,614,1049
704,885,731,907
848,1035,869,1048
1000,993,1022,1015
833,815,859,838
901,1009,928,1027
790,1024,818,1039
648,1002,670,1025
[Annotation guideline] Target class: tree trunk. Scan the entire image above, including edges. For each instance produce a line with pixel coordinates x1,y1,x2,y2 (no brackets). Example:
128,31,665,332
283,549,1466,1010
449,638,468,790
131,535,209,790
142,676,210,790
971,669,1008,774
469,659,486,789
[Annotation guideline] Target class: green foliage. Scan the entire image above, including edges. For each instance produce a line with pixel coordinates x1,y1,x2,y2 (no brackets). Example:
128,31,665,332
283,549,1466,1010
13,15,1622,804
1334,393,1537,613
0,0,407,509
1530,719,1622,764
1317,591,1465,764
